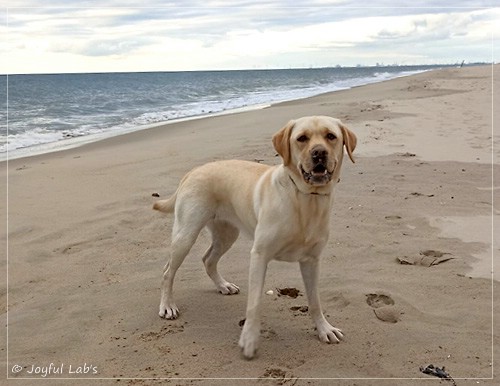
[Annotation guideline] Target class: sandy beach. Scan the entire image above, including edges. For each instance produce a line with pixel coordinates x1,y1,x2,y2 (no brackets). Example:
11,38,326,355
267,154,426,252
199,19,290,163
1,65,499,385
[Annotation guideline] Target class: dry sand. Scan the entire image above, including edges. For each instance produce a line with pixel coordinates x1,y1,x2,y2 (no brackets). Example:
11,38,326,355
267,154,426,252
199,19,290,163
1,65,499,385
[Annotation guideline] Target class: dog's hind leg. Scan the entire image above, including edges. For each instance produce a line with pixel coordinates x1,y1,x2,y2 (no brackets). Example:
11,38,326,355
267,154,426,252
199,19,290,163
159,211,207,319
203,220,240,295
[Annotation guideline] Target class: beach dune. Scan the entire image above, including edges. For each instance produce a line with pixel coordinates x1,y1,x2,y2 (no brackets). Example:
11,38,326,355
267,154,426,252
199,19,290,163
1,65,499,384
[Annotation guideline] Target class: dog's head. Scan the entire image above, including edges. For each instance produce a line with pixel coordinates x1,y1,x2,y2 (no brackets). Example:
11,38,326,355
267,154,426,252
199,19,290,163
272,116,357,187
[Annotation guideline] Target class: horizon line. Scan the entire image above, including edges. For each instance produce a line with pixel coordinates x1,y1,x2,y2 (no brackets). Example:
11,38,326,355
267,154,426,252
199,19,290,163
1,61,493,76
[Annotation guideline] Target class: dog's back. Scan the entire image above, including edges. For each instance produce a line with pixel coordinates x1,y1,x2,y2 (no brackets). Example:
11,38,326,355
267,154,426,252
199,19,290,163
154,160,271,235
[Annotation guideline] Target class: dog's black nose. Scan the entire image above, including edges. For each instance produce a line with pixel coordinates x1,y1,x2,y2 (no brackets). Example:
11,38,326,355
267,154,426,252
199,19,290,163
311,146,328,162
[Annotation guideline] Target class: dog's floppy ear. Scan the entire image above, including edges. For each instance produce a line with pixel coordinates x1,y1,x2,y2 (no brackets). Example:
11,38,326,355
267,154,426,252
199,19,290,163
339,123,357,163
272,120,295,166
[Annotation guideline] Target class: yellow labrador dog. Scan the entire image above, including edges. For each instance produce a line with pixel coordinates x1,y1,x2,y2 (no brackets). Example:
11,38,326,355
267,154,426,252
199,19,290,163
153,116,356,359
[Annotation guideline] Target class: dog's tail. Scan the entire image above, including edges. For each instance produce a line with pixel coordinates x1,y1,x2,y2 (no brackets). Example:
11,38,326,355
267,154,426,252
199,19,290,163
153,171,193,214
153,193,176,214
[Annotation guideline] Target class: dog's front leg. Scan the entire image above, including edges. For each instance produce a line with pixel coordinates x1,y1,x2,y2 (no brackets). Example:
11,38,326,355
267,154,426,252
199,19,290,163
300,260,344,344
239,249,268,359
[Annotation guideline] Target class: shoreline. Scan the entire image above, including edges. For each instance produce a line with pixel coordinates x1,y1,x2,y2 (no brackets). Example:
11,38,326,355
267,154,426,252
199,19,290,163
1,102,272,162
4,65,496,165
1,67,434,163
2,64,498,382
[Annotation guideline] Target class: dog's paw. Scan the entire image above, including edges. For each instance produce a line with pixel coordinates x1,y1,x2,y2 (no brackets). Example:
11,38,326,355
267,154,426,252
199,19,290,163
159,303,179,319
238,323,260,359
217,281,240,295
317,321,344,344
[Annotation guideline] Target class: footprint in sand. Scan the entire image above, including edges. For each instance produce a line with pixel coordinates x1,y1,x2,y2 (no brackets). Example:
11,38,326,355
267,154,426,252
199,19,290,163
366,293,400,323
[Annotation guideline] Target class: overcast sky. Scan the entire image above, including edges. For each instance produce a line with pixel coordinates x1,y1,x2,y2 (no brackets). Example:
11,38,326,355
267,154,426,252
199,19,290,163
1,1,499,74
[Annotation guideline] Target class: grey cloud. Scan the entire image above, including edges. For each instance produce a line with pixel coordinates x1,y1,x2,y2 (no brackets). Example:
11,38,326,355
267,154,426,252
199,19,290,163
6,0,496,69
78,37,154,56
7,1,494,32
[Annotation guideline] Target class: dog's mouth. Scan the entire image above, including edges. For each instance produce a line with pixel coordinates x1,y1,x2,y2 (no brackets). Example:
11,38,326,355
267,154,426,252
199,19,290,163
300,164,333,185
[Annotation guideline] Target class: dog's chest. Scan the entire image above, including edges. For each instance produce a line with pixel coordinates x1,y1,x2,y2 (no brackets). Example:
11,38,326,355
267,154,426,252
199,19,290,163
273,238,327,262
273,198,330,262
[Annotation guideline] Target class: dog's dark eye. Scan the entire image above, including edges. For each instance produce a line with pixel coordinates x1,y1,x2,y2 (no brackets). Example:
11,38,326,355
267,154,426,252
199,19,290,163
297,135,309,143
326,133,337,141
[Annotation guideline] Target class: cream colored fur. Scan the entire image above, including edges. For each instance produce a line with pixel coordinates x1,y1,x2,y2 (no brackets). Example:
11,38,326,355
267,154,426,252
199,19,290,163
153,116,356,359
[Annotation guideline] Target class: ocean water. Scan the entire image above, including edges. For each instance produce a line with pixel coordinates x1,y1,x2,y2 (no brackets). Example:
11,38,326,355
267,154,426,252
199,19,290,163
0,65,445,160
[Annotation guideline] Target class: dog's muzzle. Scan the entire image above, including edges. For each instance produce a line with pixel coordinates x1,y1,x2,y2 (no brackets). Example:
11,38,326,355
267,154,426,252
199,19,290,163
301,146,334,186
